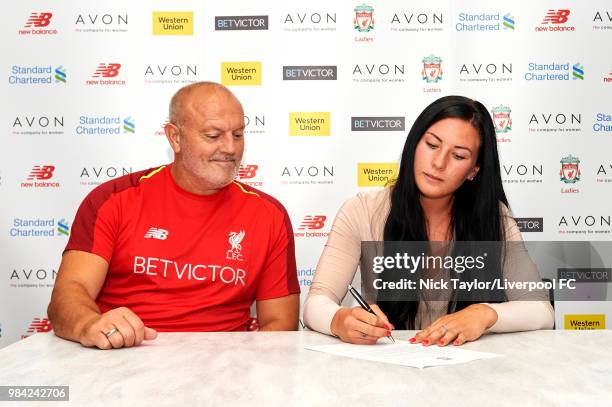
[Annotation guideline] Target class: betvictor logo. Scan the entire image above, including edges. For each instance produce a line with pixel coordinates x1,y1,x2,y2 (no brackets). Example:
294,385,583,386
351,117,405,131
283,66,337,80
215,15,269,30
514,218,544,232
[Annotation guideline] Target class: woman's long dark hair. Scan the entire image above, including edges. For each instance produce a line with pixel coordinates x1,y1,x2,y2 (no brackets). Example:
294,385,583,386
377,95,509,329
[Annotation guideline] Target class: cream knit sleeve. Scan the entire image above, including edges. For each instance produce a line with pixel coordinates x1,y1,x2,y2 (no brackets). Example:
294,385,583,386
303,191,387,335
484,205,555,332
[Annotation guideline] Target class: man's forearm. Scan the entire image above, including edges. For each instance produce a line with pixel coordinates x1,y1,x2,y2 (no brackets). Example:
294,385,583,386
258,318,299,331
256,294,300,331
47,280,102,342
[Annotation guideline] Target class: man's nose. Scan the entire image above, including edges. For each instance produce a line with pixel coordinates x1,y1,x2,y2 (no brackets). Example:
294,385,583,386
219,133,237,154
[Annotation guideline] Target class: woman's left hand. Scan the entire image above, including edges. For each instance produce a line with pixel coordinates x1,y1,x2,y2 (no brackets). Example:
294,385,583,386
410,304,498,346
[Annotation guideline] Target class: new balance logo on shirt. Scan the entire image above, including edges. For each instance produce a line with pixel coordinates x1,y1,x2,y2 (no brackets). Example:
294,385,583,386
144,227,169,240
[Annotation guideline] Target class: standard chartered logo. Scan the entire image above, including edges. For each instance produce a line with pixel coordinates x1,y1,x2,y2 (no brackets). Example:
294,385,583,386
57,219,70,236
123,116,135,133
572,63,584,80
76,115,135,135
10,218,69,237
9,65,67,85
525,62,585,81
54,66,66,83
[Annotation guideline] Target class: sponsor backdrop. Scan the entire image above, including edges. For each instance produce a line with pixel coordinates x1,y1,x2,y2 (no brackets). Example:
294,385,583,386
1,0,611,347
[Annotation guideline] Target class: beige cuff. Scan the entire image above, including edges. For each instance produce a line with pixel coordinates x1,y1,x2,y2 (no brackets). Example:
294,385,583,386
483,301,555,333
303,294,342,336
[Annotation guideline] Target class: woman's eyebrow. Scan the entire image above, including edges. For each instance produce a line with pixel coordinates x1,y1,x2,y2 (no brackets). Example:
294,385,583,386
425,131,472,153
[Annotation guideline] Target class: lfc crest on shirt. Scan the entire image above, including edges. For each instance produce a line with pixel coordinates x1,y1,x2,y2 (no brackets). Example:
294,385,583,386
226,230,245,261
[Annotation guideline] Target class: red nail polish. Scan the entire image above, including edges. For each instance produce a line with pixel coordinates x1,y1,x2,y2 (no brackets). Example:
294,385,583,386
409,337,416,343
423,340,429,345
386,331,391,337
438,340,444,345
384,323,391,330
453,340,460,346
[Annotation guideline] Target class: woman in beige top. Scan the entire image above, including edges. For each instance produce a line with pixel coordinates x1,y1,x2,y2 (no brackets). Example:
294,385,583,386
304,96,554,346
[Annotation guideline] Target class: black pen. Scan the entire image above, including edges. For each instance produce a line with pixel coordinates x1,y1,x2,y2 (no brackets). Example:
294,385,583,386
347,285,395,343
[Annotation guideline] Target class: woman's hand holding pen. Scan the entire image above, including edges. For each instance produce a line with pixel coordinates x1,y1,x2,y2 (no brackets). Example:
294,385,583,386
410,304,498,346
330,304,394,345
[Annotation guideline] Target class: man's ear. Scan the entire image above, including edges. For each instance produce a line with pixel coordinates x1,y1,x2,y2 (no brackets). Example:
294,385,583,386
165,123,181,154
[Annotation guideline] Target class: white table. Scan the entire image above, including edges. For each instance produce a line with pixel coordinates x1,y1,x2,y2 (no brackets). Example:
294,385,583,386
0,330,610,406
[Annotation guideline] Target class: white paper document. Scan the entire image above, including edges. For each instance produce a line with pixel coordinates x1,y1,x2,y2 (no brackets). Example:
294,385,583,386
305,342,502,369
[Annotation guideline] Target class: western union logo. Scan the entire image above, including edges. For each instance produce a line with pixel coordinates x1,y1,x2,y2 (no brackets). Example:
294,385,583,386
152,12,194,35
564,314,605,330
289,112,330,136
221,62,262,86
358,163,398,187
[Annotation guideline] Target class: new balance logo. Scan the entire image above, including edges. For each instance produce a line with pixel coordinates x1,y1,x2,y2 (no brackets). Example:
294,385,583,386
299,215,326,230
25,12,52,28
27,165,55,180
238,164,258,179
144,227,168,240
541,9,570,24
93,63,121,78
26,317,52,333
236,164,262,187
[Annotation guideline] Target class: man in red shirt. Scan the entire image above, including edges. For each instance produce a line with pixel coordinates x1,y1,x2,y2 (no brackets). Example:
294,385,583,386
48,82,300,349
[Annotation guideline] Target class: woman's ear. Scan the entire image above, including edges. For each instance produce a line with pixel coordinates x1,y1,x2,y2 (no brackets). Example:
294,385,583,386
467,165,480,181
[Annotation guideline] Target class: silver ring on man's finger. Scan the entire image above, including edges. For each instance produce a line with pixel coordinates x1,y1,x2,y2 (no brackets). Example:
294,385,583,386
105,328,118,338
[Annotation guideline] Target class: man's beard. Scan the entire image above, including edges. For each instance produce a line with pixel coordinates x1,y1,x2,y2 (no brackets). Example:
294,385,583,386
182,150,239,190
